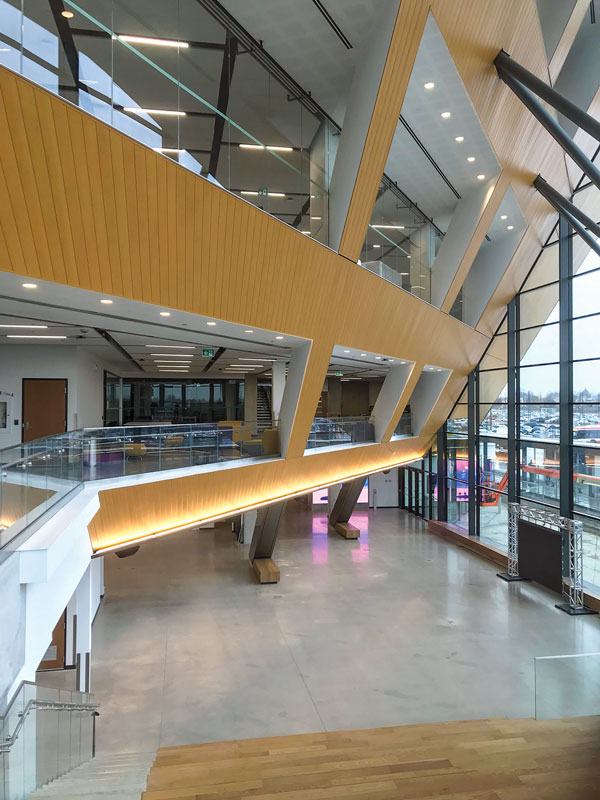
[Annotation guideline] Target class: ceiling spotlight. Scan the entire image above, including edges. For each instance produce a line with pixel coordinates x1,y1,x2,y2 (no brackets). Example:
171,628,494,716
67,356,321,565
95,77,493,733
477,174,486,180
500,215,507,220
375,356,382,360
275,335,284,340
343,350,350,353
61,10,74,18
159,311,171,317
360,353,366,357
22,283,37,289
455,136,464,142
424,82,435,90
507,225,514,230
206,321,216,326
467,156,475,162
441,111,451,119
100,299,113,304
245,329,254,333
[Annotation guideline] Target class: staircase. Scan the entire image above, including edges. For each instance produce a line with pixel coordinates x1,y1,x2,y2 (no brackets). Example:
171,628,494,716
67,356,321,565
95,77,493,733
256,384,272,432
28,751,155,800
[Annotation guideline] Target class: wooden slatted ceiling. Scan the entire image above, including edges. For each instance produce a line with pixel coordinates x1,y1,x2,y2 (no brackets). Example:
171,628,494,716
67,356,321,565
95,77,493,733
143,716,600,799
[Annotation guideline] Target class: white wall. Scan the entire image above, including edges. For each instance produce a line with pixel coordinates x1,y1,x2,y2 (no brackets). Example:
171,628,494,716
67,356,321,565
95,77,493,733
0,345,108,446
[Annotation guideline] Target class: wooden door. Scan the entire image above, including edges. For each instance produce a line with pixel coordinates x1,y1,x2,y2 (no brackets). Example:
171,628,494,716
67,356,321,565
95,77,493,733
38,611,66,671
22,379,67,442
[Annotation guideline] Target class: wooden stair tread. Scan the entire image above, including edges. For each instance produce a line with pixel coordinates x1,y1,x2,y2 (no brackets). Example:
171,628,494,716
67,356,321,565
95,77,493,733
143,717,600,799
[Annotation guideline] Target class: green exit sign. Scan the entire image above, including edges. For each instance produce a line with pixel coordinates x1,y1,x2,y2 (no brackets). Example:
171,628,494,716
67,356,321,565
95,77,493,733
257,187,268,196
202,348,215,358
335,371,343,376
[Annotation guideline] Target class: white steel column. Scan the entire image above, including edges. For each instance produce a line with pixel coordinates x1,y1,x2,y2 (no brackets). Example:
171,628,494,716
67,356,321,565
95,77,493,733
75,564,92,692
271,360,286,427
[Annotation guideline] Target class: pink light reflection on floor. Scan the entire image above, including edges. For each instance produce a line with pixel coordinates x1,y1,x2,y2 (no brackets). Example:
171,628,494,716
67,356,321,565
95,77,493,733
349,512,369,562
311,513,329,564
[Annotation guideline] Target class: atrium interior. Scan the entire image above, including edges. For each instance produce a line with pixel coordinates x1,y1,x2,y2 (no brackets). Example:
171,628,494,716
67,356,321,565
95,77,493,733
1,1,600,798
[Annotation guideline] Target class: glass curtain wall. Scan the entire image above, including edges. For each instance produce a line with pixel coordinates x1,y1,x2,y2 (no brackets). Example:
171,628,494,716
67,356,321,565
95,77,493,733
431,207,600,591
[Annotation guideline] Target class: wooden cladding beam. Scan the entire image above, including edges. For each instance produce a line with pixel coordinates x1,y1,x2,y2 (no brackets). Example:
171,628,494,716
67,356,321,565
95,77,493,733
337,0,429,261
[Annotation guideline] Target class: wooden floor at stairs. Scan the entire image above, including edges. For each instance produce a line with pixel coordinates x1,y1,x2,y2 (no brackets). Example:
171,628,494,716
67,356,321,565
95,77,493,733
142,716,600,799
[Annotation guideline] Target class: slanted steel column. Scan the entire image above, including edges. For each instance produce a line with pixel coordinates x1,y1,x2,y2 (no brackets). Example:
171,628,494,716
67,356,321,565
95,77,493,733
328,477,366,527
534,176,600,258
495,51,600,142
249,501,286,562
495,54,600,191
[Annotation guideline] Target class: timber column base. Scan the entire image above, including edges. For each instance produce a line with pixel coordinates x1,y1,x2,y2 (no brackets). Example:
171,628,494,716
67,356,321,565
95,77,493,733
334,522,360,539
252,558,280,584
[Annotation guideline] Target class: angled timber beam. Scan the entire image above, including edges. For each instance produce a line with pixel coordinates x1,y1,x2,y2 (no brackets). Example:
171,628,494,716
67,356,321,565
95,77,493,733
433,173,509,314
328,0,429,262
208,31,238,178
371,361,421,443
548,0,590,84
534,175,600,258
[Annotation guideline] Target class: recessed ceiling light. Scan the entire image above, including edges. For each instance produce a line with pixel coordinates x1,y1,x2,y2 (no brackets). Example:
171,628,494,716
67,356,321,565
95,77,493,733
22,283,37,289
266,146,293,152
389,360,394,363
373,224,404,229
100,299,113,304
467,156,475,162
424,82,435,90
6,334,67,339
230,364,262,367
400,361,406,364
441,111,451,119
400,272,409,276
455,136,464,142
507,225,514,230
146,345,195,349
500,215,507,220
375,356,382,360
119,35,189,48
245,329,254,333
343,350,350,353
150,353,192,357
0,324,48,329
301,231,311,234
61,10,74,18
240,358,277,361
239,144,264,150
241,190,259,196
268,192,285,198
360,353,366,357
373,244,381,248
206,321,216,326
160,311,171,317
154,361,192,364
153,147,185,154
311,216,321,221
477,174,486,180
123,107,185,116
275,335,284,340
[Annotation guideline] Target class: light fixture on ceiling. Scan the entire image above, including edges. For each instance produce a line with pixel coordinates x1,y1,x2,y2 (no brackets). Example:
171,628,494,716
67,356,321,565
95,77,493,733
61,10,74,18
206,321,216,326
372,224,404,229
245,329,254,333
360,353,366,357
100,299,113,304
375,356,382,360
343,350,350,353
159,312,171,317
150,353,192,357
118,35,189,48
239,358,277,361
268,192,285,198
400,361,406,364
266,146,293,152
301,230,311,234
241,190,258,196
424,81,435,90
153,147,184,154
507,225,514,230
372,244,381,248
0,324,48,329
467,156,475,162
146,345,195,349
22,283,37,289
441,111,451,119
477,174,486,180
500,215,507,220
6,335,67,339
239,144,264,150
400,272,409,276
455,136,464,142
275,335,284,340
158,369,189,372
123,107,185,116
154,360,192,364
230,364,262,367
311,216,321,221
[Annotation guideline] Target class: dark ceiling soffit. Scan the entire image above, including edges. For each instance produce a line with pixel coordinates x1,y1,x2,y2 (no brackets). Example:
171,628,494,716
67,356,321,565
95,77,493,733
95,329,144,372
311,0,353,49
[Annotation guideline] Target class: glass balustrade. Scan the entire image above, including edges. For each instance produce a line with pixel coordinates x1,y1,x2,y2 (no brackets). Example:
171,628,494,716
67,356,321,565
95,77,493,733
0,422,280,550
0,681,97,800
0,0,334,245
306,417,375,450
534,652,600,720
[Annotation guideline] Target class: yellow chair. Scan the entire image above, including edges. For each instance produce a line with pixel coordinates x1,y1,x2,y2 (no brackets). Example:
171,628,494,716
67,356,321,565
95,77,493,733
125,443,146,458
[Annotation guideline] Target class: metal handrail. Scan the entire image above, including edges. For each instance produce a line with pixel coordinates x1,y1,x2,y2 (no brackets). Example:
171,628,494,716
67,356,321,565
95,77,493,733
0,698,99,754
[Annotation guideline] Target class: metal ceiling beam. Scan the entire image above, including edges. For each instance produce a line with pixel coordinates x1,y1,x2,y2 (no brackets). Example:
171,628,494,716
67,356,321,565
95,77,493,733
202,346,226,373
534,175,600,239
208,32,238,178
495,64,600,192
495,50,600,143
311,0,353,49
95,329,144,372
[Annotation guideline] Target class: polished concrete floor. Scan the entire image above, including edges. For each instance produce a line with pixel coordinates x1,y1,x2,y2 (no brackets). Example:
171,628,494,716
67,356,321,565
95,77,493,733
42,504,600,754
